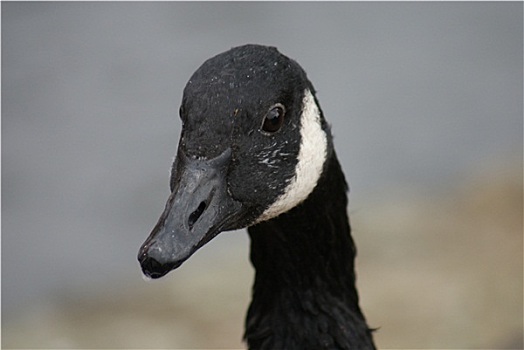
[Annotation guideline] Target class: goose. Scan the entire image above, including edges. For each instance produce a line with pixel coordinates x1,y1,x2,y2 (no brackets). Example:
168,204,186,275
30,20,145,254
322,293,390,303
138,44,376,350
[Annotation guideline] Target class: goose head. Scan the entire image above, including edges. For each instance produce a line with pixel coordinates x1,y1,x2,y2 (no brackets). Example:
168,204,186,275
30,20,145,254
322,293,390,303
138,44,332,279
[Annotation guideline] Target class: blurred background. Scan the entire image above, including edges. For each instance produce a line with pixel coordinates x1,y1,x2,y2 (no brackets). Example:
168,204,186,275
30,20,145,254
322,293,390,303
2,2,522,349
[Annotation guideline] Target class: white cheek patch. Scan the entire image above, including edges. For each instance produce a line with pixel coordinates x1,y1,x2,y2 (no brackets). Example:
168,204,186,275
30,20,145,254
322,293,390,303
256,89,328,222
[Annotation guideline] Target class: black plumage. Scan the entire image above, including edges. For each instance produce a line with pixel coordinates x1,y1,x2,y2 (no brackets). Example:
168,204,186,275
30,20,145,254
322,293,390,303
138,44,376,349
246,154,374,349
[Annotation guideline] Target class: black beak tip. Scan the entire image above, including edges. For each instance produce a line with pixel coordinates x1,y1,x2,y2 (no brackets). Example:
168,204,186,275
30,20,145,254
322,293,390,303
138,250,184,279
139,256,166,279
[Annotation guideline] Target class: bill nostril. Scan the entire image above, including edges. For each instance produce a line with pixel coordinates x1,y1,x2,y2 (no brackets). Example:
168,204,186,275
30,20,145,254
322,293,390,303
188,201,207,230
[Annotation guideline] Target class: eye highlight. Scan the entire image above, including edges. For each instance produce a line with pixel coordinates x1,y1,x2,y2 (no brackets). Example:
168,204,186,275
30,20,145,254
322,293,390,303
261,104,286,133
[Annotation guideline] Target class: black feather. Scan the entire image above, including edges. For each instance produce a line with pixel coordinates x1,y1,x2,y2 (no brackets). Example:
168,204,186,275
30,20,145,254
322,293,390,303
245,151,375,349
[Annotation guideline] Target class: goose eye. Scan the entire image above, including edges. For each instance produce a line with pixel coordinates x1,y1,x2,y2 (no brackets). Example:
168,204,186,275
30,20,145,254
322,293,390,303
262,104,285,133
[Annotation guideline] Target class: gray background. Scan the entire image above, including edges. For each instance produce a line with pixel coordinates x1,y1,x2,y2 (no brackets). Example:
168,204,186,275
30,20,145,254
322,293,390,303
2,2,522,349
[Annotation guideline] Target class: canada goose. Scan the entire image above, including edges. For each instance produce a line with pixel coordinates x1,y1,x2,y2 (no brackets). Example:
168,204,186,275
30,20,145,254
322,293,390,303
138,44,376,349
